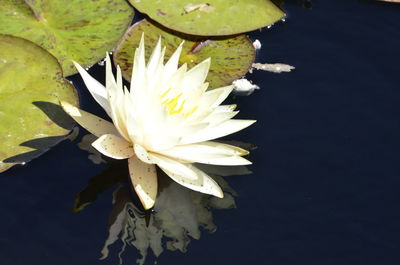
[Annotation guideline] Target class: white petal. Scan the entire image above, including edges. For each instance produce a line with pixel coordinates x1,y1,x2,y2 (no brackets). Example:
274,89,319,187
181,82,209,113
164,41,184,79
179,122,210,138
161,63,187,99
147,37,162,74
196,164,253,177
142,132,181,152
186,87,234,123
105,53,116,89
60,101,119,137
190,104,236,121
200,85,234,109
130,34,146,94
73,61,111,116
149,46,166,92
150,153,223,198
92,134,133,159
116,65,123,90
128,155,158,210
180,58,210,92
213,104,237,113
159,141,251,166
203,110,239,126
134,144,156,164
107,82,130,141
166,141,249,157
180,119,256,145
125,105,144,144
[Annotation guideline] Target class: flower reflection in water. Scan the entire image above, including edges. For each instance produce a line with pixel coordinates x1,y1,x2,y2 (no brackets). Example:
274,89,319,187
74,136,253,265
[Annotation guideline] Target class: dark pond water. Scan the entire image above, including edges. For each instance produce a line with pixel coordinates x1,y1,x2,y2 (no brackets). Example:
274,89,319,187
1,1,400,264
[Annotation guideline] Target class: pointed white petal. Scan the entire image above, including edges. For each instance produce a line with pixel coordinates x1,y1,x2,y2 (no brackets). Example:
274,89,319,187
179,122,210,138
128,155,158,210
147,37,162,74
200,85,234,109
166,141,249,157
150,153,223,198
60,101,119,137
91,134,133,159
159,141,251,165
180,58,210,91
203,110,239,126
214,104,237,112
180,119,256,145
187,104,236,124
130,34,146,94
105,53,115,89
164,41,184,79
181,82,209,114
196,164,252,177
161,63,187,99
202,156,251,166
125,105,144,144
116,65,123,89
73,61,111,116
107,82,130,141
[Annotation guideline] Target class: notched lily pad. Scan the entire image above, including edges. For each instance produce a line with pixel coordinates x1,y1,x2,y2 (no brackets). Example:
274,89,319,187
128,0,284,36
0,34,79,173
0,0,134,76
114,20,256,90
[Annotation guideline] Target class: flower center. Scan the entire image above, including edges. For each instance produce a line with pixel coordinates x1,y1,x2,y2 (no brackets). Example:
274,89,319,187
162,93,184,115
160,88,198,117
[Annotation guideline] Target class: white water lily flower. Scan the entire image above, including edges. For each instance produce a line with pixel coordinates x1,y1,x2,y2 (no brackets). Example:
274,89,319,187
61,36,255,210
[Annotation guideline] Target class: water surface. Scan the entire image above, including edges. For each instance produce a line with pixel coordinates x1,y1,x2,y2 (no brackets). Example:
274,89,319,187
1,1,400,264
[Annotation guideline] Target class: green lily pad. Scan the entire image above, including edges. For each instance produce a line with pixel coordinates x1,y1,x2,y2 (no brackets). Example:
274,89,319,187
0,34,79,173
128,0,284,36
0,0,134,76
114,20,256,90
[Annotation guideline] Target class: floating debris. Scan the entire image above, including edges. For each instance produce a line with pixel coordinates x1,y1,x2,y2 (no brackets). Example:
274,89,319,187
232,79,260,96
251,62,295,73
253,39,262,50
183,3,215,14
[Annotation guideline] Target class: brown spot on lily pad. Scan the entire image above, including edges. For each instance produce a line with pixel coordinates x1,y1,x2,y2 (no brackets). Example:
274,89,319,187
114,19,256,90
0,0,134,76
128,0,284,36
0,34,78,172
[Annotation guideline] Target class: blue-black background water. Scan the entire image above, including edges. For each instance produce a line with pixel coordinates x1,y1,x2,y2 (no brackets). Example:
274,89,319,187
1,0,400,264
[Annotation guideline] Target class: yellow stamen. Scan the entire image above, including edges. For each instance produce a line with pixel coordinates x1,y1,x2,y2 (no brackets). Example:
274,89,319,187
160,87,172,100
162,93,184,114
170,100,185,115
184,106,198,118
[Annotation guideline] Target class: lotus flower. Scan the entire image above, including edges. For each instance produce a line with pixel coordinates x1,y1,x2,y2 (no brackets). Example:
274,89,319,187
61,36,255,209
